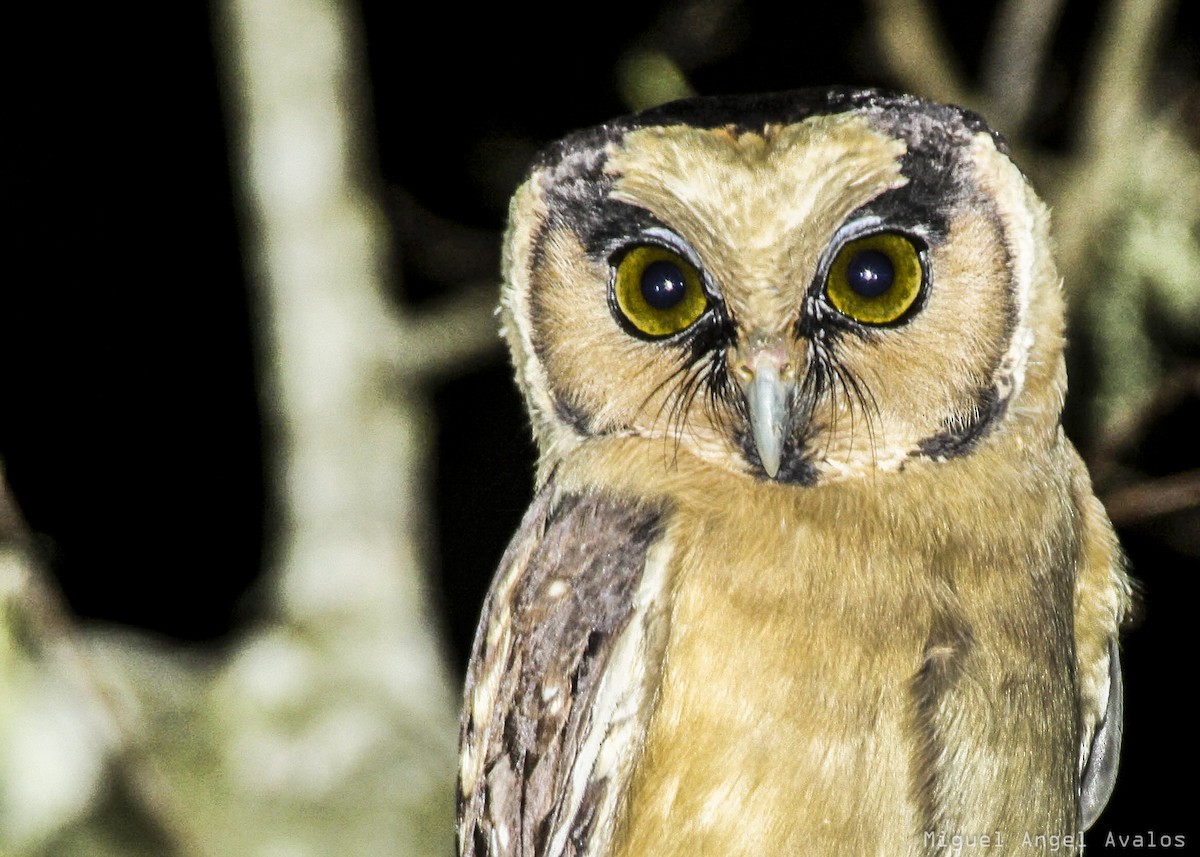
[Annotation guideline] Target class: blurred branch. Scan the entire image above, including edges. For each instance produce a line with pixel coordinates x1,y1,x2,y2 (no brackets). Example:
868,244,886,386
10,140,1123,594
863,0,975,109
1051,0,1176,281
618,50,697,112
388,190,504,377
1101,469,1200,529
0,471,205,855
205,0,460,852
391,189,502,286
394,285,503,380
614,0,745,110
1078,0,1172,147
981,0,1067,132
1090,366,1200,484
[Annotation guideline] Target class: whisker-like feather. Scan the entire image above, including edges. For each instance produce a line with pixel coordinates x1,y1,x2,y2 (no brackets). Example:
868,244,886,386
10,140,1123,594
835,360,882,467
802,345,834,464
635,347,721,471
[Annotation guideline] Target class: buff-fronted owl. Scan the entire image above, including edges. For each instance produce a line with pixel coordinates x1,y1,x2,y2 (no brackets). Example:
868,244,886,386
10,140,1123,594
456,88,1132,857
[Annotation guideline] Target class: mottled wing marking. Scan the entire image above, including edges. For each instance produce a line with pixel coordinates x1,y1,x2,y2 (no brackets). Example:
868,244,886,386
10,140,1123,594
546,534,675,857
457,484,667,857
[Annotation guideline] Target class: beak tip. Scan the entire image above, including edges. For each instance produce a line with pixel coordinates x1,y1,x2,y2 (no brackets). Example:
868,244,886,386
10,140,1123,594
754,428,783,479
745,361,791,481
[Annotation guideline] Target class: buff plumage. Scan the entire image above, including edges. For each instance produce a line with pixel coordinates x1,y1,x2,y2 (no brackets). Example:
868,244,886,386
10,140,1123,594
457,88,1132,857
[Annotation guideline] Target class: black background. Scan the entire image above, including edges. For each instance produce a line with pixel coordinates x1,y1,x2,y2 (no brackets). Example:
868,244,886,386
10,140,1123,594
4,0,1196,850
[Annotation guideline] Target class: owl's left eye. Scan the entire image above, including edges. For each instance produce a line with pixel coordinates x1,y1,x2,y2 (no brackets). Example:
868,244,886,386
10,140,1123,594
612,246,709,338
825,232,925,325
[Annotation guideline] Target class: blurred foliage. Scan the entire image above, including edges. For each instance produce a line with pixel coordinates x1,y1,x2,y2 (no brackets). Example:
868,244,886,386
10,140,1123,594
1084,126,1200,441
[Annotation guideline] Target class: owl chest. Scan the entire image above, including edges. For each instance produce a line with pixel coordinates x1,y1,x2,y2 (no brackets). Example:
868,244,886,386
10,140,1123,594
609,490,1078,857
612,507,930,855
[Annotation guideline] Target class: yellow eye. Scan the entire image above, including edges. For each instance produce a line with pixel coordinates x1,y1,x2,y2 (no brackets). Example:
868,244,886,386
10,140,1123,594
612,246,709,338
825,233,924,325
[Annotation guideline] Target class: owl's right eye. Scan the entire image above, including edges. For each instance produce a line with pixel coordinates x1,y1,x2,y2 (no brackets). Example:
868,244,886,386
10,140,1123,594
612,246,709,338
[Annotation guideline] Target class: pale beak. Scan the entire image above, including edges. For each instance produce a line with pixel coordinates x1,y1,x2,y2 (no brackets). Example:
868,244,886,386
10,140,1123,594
745,360,791,478
735,344,801,479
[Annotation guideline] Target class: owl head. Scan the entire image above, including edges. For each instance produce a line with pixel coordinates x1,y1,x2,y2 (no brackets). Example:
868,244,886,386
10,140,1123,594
500,88,1066,486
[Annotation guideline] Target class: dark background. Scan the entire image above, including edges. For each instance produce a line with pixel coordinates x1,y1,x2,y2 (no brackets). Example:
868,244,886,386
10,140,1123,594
4,0,1196,850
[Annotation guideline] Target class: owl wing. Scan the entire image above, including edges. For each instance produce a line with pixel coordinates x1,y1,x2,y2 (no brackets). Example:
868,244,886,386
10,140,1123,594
1079,638,1123,830
457,478,672,857
1073,470,1133,831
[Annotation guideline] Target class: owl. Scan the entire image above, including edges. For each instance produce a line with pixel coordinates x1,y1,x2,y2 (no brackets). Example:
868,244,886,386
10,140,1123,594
456,88,1132,857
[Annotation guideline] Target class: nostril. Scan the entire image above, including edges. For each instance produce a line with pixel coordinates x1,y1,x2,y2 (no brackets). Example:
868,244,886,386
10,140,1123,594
730,335,807,394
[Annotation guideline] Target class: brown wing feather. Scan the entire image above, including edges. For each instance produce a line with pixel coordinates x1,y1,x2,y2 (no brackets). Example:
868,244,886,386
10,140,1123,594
457,480,666,857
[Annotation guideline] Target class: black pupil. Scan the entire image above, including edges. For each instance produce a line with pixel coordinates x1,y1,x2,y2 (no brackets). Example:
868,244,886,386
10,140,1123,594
846,249,895,298
641,260,688,310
